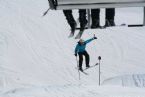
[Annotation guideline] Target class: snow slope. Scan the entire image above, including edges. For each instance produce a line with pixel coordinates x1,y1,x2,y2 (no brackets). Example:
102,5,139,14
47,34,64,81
0,0,145,97
103,74,145,87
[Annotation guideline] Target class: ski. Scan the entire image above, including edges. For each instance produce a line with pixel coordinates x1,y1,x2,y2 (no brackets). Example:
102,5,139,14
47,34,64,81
83,63,98,71
74,25,107,39
79,70,88,75
42,8,50,16
75,30,84,39
75,63,98,74
105,23,127,28
75,67,88,75
68,22,77,38
91,26,106,29
68,32,74,38
128,24,143,27
76,26,106,30
75,23,126,31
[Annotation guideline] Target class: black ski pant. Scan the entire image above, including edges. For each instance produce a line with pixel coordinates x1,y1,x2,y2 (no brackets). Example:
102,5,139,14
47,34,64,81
106,8,115,20
78,51,90,69
79,9,87,30
90,8,115,21
63,10,76,29
79,9,100,24
91,9,100,22
91,9,100,26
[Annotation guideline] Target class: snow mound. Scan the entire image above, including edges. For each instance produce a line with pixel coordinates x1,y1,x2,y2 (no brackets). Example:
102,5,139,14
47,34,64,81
103,74,145,87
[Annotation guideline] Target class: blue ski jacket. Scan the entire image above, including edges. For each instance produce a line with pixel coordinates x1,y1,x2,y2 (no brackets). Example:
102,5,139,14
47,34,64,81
75,38,94,54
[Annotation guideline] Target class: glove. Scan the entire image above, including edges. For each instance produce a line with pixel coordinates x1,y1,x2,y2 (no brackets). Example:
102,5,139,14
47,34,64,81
94,36,97,39
74,53,77,56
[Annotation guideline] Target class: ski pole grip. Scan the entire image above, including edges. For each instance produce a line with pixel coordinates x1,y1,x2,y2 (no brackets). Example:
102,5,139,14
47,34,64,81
98,56,101,60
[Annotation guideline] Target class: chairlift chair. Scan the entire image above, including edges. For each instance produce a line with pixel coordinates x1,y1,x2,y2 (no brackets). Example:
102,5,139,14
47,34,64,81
48,0,145,27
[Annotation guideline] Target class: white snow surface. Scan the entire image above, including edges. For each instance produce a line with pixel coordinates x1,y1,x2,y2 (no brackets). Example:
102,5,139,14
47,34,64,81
0,0,145,97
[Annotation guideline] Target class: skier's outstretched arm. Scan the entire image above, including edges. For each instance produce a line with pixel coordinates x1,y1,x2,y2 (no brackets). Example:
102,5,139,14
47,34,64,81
84,37,97,44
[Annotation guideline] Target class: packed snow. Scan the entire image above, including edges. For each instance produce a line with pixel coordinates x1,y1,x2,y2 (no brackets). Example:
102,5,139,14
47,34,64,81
0,0,145,97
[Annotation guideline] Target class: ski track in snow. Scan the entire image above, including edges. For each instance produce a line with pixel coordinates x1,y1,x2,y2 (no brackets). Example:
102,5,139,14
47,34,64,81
1,0,145,97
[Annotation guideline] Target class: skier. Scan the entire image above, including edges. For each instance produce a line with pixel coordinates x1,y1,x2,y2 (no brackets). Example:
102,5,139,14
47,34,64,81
91,9,100,28
76,8,115,32
75,9,100,39
79,9,88,32
63,10,77,37
74,36,97,71
78,9,101,32
105,8,115,27
63,9,87,37
90,8,115,28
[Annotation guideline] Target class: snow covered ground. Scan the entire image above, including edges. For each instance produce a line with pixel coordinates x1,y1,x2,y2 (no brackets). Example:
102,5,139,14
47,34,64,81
0,0,145,97
103,74,145,87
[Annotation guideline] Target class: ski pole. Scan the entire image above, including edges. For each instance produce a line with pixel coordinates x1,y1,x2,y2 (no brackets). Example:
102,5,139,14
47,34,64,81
98,56,101,86
76,56,80,80
42,8,50,16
